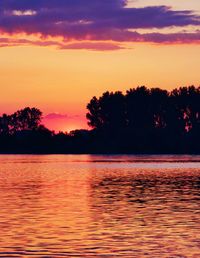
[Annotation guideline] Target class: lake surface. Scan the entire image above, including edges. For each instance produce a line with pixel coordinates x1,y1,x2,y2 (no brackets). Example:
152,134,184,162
0,155,200,257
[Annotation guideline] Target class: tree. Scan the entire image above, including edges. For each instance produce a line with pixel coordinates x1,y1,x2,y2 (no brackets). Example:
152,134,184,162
126,86,152,130
86,96,103,129
0,107,43,135
12,107,42,131
0,114,11,135
87,91,126,132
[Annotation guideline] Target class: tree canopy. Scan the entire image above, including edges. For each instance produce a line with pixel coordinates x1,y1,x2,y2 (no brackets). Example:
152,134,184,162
86,86,200,153
87,86,200,133
1,86,200,154
0,107,43,135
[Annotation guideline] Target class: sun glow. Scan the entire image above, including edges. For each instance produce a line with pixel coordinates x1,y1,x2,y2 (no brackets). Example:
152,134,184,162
0,0,199,132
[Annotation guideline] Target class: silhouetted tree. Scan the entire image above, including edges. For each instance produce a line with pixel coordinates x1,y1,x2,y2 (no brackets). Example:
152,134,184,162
86,96,103,129
126,86,151,131
1,85,200,154
86,85,200,153
0,114,11,135
149,88,169,129
0,107,43,135
12,107,42,131
87,91,126,132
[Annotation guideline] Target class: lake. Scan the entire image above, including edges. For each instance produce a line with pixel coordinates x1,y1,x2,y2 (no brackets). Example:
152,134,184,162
0,155,200,257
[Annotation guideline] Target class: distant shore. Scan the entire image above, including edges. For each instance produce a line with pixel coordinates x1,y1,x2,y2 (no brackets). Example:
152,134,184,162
1,86,200,154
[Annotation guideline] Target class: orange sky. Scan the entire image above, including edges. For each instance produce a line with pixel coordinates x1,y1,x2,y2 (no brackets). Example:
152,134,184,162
0,43,200,132
0,0,199,132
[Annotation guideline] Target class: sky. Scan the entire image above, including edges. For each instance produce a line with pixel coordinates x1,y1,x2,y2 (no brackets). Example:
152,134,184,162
0,0,200,132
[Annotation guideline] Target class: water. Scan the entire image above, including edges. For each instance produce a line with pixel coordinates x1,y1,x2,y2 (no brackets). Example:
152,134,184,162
0,155,200,257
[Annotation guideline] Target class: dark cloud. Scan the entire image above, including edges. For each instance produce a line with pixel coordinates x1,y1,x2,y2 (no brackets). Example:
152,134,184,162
0,0,199,48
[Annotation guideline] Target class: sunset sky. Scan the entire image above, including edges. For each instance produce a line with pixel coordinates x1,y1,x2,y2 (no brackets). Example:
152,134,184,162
0,0,200,132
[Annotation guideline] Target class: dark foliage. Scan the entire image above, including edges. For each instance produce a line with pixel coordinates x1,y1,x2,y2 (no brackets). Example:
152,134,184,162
1,86,200,154
86,86,200,154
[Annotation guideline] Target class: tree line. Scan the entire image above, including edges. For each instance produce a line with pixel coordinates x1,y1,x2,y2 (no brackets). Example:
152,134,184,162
86,86,200,153
0,86,200,153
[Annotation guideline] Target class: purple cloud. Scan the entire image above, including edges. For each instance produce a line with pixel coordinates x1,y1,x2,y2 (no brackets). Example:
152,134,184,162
0,37,124,50
57,42,123,51
44,113,68,120
0,0,199,48
44,113,81,120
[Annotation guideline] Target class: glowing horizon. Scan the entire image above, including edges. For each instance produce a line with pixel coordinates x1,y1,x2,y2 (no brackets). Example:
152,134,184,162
0,0,199,131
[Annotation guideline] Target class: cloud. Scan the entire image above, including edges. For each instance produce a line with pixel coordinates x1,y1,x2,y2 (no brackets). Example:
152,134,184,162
0,36,124,50
60,42,123,51
141,30,200,44
0,0,199,48
0,31,199,51
44,113,81,119
44,113,68,120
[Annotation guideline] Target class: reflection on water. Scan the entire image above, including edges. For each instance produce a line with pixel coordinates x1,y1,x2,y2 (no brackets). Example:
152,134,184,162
0,155,200,257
